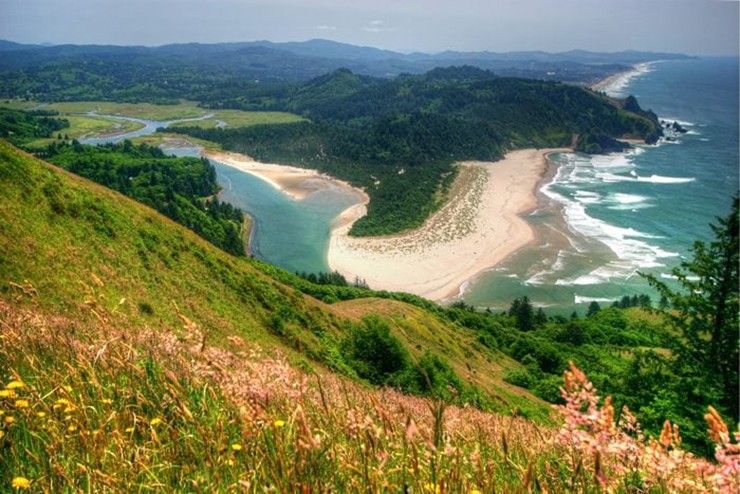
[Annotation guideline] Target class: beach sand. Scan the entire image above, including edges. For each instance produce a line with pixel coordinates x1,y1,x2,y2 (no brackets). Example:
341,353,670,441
328,148,569,301
589,62,653,94
204,149,367,202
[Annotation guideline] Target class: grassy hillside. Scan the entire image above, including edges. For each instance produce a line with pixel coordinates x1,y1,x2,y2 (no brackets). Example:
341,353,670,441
0,141,736,491
0,139,542,413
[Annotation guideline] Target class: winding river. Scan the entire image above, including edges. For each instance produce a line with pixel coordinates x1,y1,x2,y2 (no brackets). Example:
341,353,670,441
82,112,358,274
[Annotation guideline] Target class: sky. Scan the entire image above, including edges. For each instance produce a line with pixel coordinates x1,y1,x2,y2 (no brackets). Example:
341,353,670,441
1,0,738,56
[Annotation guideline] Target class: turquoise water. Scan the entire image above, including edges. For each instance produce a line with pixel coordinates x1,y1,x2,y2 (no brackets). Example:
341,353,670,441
463,57,739,314
211,161,361,274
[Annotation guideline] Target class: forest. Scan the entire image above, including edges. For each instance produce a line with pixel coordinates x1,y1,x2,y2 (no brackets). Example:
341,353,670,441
41,140,246,256
174,66,661,235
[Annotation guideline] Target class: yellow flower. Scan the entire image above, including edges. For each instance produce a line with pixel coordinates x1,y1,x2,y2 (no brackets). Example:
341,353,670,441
274,420,286,428
53,398,71,411
11,477,31,489
470,490,483,494
150,418,162,426
4,416,15,424
63,385,72,392
14,399,29,409
0,389,14,398
125,427,135,433
101,398,114,404
6,381,25,390
36,412,46,418
424,483,441,494
67,425,77,433
0,430,4,439
231,443,242,451
226,459,235,466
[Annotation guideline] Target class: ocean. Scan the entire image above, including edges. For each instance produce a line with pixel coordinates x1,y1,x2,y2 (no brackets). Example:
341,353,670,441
463,57,739,314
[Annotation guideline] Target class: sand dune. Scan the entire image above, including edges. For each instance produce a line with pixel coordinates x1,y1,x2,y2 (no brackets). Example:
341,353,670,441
328,149,569,301
205,147,568,302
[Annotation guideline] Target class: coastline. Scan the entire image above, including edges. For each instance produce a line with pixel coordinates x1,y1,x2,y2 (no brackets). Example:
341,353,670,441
589,62,654,94
327,148,570,301
203,149,369,204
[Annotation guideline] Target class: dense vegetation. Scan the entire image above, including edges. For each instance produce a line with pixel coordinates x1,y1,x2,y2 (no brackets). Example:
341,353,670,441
0,139,736,492
40,140,246,256
0,40,691,104
0,107,69,145
174,67,661,235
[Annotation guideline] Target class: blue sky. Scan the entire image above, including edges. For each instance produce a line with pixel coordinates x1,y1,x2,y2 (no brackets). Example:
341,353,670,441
1,0,737,55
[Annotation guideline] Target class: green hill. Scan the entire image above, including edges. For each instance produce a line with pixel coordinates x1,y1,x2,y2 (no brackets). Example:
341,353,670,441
0,139,545,412
1,140,736,491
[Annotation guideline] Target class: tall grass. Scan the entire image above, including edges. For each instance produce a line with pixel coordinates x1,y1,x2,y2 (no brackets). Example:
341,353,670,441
1,285,737,492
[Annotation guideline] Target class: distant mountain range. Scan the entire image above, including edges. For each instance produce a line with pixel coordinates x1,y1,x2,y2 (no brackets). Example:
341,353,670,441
0,38,694,84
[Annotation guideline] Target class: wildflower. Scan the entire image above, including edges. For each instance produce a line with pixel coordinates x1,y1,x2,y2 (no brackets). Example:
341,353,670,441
0,390,15,398
4,416,15,424
424,483,441,494
125,427,135,433
11,477,31,490
227,459,235,466
231,443,242,451
14,399,29,409
101,398,114,405
705,406,729,444
6,381,25,390
150,418,162,426
36,412,46,418
53,398,72,411
63,385,72,393
274,420,286,428
470,490,482,494
67,425,77,433
0,430,4,439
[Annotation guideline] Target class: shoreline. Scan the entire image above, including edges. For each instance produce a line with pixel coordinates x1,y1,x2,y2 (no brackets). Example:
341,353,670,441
203,149,369,204
589,62,654,94
327,148,570,301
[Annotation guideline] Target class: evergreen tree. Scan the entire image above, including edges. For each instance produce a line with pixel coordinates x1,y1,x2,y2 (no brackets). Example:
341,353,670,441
644,197,739,421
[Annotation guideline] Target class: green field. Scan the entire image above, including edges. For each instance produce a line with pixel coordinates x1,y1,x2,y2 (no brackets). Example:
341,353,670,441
24,115,146,148
1,100,305,146
168,109,305,129
42,101,304,128
44,101,208,121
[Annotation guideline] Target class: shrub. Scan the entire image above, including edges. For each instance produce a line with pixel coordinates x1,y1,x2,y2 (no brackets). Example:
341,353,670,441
342,316,408,385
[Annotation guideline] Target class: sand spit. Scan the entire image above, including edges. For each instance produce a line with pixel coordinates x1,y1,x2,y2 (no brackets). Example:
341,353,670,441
328,149,570,301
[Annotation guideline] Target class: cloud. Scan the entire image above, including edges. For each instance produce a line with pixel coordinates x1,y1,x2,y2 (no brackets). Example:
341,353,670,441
362,20,394,33
315,25,337,31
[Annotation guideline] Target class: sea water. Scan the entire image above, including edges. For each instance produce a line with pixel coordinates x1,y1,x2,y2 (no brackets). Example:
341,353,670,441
211,161,361,274
463,57,739,315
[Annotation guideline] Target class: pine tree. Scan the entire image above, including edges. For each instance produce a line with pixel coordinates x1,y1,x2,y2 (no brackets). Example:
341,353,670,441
643,197,739,421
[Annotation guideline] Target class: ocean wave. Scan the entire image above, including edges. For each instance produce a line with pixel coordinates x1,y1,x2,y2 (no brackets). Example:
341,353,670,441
596,172,694,184
638,175,695,184
662,118,696,127
542,178,679,284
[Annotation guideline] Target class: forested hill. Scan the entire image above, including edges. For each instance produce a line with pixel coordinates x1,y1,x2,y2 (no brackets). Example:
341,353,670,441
173,66,662,235
0,39,692,103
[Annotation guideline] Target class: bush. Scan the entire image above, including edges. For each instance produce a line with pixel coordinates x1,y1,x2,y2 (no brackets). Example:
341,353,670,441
343,316,408,385
395,351,463,400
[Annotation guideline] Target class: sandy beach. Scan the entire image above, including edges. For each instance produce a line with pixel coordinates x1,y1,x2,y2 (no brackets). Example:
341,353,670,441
589,62,653,94
204,149,368,202
328,148,569,301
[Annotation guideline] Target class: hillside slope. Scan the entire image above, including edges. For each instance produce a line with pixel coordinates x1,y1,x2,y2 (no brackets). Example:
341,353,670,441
0,139,543,413
0,141,735,491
